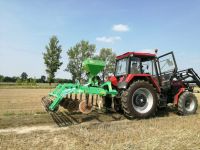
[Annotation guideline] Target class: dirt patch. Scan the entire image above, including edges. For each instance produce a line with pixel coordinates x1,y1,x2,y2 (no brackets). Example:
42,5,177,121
0,125,61,134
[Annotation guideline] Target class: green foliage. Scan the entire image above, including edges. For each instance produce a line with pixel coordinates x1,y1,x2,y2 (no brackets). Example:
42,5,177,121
1,76,18,82
66,40,96,81
16,77,36,86
0,75,4,82
43,35,63,83
28,78,37,86
39,75,46,83
3,112,16,116
94,48,116,80
16,78,22,85
54,78,73,83
21,72,28,81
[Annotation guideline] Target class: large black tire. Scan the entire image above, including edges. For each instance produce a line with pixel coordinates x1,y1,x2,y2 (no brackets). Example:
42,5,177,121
178,92,198,115
122,80,158,118
114,97,123,113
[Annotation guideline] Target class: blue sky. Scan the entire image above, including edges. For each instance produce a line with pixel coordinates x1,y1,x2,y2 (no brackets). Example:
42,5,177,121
0,0,200,79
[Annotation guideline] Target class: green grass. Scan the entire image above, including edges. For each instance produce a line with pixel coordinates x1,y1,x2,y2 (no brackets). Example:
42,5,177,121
0,112,53,129
0,82,57,89
3,111,47,117
3,112,16,116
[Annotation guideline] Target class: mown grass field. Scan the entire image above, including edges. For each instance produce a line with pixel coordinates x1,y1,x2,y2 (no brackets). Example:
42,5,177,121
0,88,200,150
0,82,57,89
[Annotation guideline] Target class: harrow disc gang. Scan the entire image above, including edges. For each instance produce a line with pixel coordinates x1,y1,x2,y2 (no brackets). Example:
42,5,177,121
41,96,52,112
61,94,104,113
42,93,105,113
41,96,59,112
79,100,93,114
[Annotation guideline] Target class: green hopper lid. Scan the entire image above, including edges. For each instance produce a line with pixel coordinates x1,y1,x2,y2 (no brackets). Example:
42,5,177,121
83,59,105,76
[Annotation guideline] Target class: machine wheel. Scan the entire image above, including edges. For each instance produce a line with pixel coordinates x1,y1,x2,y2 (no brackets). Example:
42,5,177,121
122,80,158,118
178,92,198,115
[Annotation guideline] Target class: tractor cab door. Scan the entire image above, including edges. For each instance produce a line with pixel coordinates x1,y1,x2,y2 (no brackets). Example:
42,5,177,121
157,52,178,89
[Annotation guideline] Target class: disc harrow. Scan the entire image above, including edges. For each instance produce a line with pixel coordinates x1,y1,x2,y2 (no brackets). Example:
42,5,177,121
41,59,117,114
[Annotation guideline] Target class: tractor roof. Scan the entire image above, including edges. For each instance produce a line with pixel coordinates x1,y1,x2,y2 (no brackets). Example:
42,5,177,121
116,52,156,60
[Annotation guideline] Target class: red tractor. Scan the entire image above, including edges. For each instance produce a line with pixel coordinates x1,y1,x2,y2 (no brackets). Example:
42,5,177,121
107,50,200,118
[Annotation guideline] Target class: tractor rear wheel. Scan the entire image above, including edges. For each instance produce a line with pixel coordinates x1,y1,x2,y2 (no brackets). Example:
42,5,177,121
178,92,198,115
122,80,158,118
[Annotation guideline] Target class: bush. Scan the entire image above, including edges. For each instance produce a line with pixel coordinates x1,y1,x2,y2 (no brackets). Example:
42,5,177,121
16,78,22,85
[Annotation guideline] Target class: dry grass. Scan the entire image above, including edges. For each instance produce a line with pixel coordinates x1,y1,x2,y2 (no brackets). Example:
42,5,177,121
0,89,200,150
0,89,55,128
0,89,51,114
0,115,200,150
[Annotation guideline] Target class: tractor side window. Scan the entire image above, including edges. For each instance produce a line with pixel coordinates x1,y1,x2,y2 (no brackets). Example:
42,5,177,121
159,54,176,74
142,60,156,76
158,52,177,89
115,58,128,76
130,57,141,74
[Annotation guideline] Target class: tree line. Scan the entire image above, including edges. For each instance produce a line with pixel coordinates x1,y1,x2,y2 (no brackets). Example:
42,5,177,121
0,35,116,84
43,36,116,83
0,72,72,84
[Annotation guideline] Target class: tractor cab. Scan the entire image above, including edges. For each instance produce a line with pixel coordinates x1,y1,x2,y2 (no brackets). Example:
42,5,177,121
115,52,156,77
113,51,178,91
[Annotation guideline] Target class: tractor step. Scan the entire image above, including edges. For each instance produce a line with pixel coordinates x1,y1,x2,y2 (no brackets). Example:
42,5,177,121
158,98,167,108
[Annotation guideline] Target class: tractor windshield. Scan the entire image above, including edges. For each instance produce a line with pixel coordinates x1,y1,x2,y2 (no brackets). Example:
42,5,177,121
115,56,156,76
115,58,129,76
130,57,141,74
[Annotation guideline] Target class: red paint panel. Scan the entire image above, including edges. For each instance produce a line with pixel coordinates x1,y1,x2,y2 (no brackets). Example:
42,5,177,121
174,88,185,105
108,76,118,87
125,74,152,82
125,74,135,83
149,76,161,93
123,74,161,93
116,52,156,60
119,76,124,82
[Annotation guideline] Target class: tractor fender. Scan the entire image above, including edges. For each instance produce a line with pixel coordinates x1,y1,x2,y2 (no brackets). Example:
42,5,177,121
117,74,161,93
173,88,185,105
117,81,128,89
108,76,118,87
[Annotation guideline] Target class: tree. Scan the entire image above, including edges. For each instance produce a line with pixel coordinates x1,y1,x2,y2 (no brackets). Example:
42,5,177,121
66,40,96,82
95,48,116,81
40,75,46,83
43,36,63,84
21,72,28,81
28,78,37,85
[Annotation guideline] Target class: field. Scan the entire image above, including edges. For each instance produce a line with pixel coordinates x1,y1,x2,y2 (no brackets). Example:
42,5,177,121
0,89,200,150
0,82,57,89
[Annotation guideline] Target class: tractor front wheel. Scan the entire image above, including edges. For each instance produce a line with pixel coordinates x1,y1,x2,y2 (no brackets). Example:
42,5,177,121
178,92,198,115
122,81,158,118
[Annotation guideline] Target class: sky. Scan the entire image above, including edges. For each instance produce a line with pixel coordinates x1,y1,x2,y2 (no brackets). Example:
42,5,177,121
0,0,200,79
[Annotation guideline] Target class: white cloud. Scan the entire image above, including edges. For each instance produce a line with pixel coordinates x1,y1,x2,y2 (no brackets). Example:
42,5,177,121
112,24,129,32
96,36,121,43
